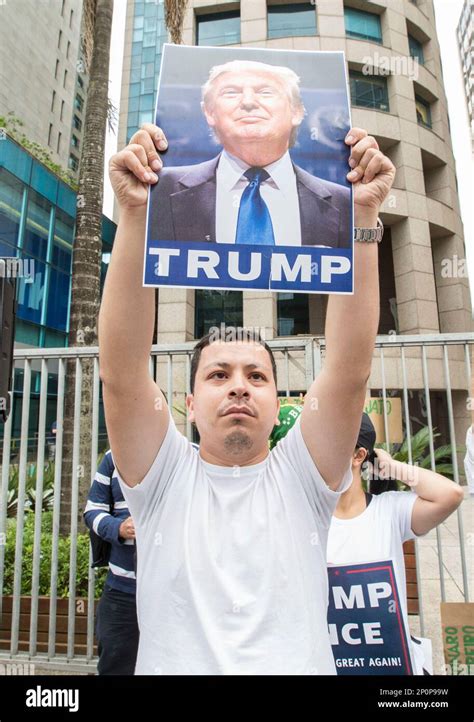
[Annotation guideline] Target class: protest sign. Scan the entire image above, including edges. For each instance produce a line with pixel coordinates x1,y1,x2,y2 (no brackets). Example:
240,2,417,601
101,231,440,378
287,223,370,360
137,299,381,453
364,396,403,444
144,43,353,294
327,560,414,675
440,602,474,675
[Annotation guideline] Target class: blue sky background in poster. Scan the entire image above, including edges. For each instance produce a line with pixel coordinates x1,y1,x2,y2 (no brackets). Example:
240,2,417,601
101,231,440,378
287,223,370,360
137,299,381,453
327,560,414,676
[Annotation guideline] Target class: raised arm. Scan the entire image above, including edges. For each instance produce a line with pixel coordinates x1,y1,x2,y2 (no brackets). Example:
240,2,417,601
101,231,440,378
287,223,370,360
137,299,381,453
301,128,396,490
99,124,169,487
374,448,464,536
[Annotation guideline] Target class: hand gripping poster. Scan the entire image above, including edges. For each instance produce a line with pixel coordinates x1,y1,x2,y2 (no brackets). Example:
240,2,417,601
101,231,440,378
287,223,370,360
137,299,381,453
327,561,414,675
144,43,353,295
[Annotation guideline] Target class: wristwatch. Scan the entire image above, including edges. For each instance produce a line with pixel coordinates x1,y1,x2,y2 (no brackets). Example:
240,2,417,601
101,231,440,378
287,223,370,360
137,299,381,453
354,217,384,243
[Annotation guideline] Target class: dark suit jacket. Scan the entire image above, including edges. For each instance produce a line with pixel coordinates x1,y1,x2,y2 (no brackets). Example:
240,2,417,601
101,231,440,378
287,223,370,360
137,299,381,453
149,154,351,248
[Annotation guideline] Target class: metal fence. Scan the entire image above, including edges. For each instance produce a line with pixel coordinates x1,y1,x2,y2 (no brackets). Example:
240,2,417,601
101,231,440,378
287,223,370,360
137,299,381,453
0,333,472,671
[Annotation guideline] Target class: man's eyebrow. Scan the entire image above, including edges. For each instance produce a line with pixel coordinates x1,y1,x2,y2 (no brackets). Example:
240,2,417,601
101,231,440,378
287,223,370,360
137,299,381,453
201,361,271,372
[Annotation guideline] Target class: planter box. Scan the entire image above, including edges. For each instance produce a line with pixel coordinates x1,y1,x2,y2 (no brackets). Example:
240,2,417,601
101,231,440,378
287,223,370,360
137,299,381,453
1,595,98,656
403,540,419,615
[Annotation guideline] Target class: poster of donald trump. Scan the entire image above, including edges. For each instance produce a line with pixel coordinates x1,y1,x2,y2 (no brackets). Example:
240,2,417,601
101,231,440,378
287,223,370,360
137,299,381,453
144,43,354,294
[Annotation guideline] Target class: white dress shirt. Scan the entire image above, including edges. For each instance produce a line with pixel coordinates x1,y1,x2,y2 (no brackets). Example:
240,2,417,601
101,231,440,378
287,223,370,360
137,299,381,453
215,150,302,246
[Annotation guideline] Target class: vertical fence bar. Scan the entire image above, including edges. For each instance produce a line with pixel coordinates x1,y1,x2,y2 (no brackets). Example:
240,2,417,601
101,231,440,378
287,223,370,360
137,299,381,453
168,353,173,414
401,343,425,636
86,356,100,660
67,358,82,659
443,344,470,602
186,354,191,440
309,339,320,390
285,350,290,397
380,347,390,450
0,381,14,620
48,357,65,658
10,359,32,655
29,358,49,656
422,345,446,601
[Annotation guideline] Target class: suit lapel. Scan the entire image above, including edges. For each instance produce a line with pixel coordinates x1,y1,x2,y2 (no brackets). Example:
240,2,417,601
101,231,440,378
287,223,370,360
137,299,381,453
170,156,219,243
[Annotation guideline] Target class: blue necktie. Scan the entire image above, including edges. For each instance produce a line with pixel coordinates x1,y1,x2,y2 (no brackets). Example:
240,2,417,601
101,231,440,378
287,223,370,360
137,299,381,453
234,167,275,245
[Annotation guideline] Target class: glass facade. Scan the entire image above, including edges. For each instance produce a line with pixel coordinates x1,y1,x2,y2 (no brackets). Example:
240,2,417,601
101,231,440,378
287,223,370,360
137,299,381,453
277,293,309,336
349,70,390,111
0,135,116,347
267,3,317,39
195,290,243,338
344,7,383,43
126,0,168,142
196,11,241,46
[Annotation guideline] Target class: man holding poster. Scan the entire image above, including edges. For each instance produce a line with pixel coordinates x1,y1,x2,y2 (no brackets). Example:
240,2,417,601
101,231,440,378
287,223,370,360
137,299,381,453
100,117,395,673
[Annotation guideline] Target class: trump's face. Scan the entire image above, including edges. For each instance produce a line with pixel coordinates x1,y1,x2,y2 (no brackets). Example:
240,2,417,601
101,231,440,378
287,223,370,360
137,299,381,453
203,69,303,157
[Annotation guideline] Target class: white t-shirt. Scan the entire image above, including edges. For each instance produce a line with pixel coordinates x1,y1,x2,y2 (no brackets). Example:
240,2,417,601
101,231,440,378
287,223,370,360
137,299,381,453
116,415,352,675
327,491,425,675
464,426,474,493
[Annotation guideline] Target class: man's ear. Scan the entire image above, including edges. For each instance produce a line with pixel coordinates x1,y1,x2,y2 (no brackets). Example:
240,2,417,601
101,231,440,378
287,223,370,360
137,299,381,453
353,447,368,467
201,102,216,129
186,393,195,423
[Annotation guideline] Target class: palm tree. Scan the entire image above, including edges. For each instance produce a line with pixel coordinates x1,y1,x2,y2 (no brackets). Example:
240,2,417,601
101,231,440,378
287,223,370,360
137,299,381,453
164,0,189,44
60,0,114,534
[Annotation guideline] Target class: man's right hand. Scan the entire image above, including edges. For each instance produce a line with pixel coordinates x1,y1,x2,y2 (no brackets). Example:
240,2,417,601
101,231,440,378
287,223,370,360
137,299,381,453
109,123,168,211
119,516,136,541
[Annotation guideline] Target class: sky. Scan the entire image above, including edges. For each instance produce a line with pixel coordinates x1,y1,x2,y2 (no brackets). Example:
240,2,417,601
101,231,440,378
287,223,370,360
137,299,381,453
102,0,473,302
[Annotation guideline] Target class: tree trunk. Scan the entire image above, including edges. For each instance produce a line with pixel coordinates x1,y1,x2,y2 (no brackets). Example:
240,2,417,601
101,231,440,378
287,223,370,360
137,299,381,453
164,0,188,45
60,0,114,535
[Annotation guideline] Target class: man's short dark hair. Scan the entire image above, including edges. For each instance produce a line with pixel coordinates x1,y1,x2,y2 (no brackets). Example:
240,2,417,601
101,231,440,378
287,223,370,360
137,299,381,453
190,327,278,394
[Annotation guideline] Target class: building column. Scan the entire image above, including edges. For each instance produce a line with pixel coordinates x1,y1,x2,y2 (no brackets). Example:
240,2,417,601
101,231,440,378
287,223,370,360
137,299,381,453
156,288,195,343
243,291,278,340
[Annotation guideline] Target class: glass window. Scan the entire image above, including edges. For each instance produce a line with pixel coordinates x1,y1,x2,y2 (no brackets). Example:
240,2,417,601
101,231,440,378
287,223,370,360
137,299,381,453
73,114,82,131
349,71,389,111
277,293,309,336
133,29,144,42
267,3,317,39
134,15,144,30
415,95,432,128
408,34,424,64
132,41,143,56
23,190,51,261
128,95,140,112
127,125,138,142
138,110,153,126
127,111,139,128
130,82,140,97
195,290,243,338
139,94,154,111
144,16,157,32
130,67,141,83
14,319,40,345
131,53,142,69
46,267,70,331
142,62,155,78
145,2,157,17
143,31,156,47
16,255,46,326
140,77,154,94
135,2,145,16
196,11,241,46
74,94,84,112
142,46,155,62
52,209,74,273
0,169,23,252
344,7,382,43
68,154,79,171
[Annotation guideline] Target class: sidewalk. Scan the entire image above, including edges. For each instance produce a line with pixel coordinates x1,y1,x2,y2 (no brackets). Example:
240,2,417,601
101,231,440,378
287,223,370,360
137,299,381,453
409,489,473,675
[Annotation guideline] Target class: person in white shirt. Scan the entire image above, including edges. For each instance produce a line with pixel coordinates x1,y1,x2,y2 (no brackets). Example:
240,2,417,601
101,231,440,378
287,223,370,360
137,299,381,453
149,60,351,247
463,374,474,494
327,413,464,675
102,122,395,674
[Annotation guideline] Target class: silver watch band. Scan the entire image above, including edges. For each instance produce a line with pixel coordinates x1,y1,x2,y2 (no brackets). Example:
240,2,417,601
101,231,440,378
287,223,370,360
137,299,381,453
354,218,384,243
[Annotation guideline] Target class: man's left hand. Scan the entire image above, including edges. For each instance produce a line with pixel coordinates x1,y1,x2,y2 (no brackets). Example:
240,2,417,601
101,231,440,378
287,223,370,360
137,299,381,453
345,127,396,225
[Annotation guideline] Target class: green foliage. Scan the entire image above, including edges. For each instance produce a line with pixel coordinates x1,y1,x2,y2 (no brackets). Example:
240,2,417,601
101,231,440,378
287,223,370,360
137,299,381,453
376,425,463,488
8,462,55,517
0,112,79,190
2,511,106,600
